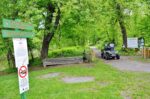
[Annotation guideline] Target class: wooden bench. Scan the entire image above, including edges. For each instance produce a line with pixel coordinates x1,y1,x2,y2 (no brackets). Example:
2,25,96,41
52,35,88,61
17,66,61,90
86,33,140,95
42,57,83,67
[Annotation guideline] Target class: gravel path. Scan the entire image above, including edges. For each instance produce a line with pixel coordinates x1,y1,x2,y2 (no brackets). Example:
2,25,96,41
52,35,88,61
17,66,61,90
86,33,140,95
104,56,150,72
62,76,94,84
91,47,150,72
39,72,60,79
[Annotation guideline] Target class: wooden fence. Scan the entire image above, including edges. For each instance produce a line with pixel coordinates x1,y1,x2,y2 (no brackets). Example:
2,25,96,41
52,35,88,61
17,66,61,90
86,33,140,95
141,48,150,58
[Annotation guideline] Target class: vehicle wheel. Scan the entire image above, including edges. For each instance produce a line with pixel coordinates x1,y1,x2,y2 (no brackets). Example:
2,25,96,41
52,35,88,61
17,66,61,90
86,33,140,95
106,54,109,60
116,54,120,59
112,57,115,59
101,53,104,58
103,55,106,59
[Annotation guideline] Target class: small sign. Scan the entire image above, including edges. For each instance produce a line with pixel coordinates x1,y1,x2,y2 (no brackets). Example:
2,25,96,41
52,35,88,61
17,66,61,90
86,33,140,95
18,65,29,94
13,38,29,67
127,38,138,48
2,19,33,30
2,30,34,38
138,38,145,48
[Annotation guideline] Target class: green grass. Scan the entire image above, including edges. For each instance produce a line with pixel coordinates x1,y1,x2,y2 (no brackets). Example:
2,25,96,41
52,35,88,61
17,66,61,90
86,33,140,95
0,60,150,99
133,56,150,63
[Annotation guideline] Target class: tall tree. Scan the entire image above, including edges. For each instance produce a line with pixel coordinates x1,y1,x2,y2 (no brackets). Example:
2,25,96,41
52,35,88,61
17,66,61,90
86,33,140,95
115,2,127,48
40,2,61,59
0,0,19,68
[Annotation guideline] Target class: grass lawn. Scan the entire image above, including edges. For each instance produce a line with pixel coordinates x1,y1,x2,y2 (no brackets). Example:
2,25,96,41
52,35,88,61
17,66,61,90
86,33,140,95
0,60,150,99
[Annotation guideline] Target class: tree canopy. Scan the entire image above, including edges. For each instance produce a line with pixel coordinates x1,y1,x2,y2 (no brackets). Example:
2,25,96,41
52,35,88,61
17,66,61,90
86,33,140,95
0,0,150,68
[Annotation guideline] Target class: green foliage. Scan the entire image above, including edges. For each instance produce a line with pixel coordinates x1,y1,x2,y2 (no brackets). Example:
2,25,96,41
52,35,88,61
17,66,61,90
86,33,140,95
0,0,150,70
29,58,42,66
119,49,138,56
48,46,83,58
0,54,8,71
3,68,17,73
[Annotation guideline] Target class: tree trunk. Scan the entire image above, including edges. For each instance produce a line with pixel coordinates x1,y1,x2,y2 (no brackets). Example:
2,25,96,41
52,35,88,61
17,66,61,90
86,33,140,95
40,39,49,59
116,3,128,48
118,19,127,48
28,45,34,62
5,0,18,68
41,33,54,59
7,48,15,68
40,4,61,59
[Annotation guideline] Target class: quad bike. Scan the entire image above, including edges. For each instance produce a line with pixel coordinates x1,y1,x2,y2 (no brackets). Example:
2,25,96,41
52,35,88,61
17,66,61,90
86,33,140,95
101,44,120,60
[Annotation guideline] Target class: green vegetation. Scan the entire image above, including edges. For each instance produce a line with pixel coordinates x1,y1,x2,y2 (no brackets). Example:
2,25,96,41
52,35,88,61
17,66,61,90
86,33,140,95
133,56,150,63
119,49,138,56
0,0,150,69
48,46,83,58
0,61,150,99
29,58,42,67
0,53,9,71
0,1,149,99
29,46,84,66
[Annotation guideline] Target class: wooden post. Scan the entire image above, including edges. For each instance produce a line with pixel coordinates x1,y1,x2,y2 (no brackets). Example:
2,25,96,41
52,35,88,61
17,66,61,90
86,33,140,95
148,48,150,58
143,48,145,58
141,48,144,57
144,48,150,59
146,48,148,58
143,47,147,59
147,48,149,58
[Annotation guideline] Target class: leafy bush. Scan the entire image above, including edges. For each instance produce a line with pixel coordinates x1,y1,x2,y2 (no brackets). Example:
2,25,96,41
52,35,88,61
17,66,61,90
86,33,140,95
48,46,83,58
29,58,42,66
119,48,138,56
4,68,17,73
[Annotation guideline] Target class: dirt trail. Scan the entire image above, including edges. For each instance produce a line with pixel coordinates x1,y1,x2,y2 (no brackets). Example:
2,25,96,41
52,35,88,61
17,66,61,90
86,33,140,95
90,47,150,72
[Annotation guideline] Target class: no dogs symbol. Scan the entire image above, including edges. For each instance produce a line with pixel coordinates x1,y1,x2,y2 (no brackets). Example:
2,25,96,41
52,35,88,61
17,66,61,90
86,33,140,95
19,66,27,78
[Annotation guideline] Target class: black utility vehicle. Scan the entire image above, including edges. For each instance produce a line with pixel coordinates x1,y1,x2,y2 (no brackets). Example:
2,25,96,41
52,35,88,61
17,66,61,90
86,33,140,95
101,43,120,60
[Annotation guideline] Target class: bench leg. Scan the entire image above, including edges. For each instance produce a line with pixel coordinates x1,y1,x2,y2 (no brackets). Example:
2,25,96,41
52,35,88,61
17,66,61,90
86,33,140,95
43,64,47,68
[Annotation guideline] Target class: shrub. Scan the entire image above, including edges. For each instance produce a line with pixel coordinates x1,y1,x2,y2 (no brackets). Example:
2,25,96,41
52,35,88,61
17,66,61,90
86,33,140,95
29,58,42,66
119,48,138,56
48,46,83,58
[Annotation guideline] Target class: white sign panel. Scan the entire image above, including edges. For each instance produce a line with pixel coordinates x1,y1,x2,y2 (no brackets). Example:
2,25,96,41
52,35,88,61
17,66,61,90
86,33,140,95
127,38,138,48
18,65,29,94
13,38,29,67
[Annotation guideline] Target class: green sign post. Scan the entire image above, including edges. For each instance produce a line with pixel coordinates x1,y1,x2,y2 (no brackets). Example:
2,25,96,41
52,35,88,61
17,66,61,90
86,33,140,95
2,19,34,30
1,19,34,99
2,19,34,38
2,30,34,38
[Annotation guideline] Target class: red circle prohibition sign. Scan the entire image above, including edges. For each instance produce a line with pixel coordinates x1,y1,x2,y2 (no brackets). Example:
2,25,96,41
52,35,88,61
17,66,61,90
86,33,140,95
19,66,27,78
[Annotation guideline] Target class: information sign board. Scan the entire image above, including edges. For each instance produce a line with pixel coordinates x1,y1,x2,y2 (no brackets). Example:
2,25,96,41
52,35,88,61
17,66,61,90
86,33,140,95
127,38,138,48
13,38,29,67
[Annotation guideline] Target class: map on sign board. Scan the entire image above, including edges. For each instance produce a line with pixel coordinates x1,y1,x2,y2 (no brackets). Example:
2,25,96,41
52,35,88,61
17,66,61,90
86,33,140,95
18,65,29,94
13,38,29,67
127,38,138,48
